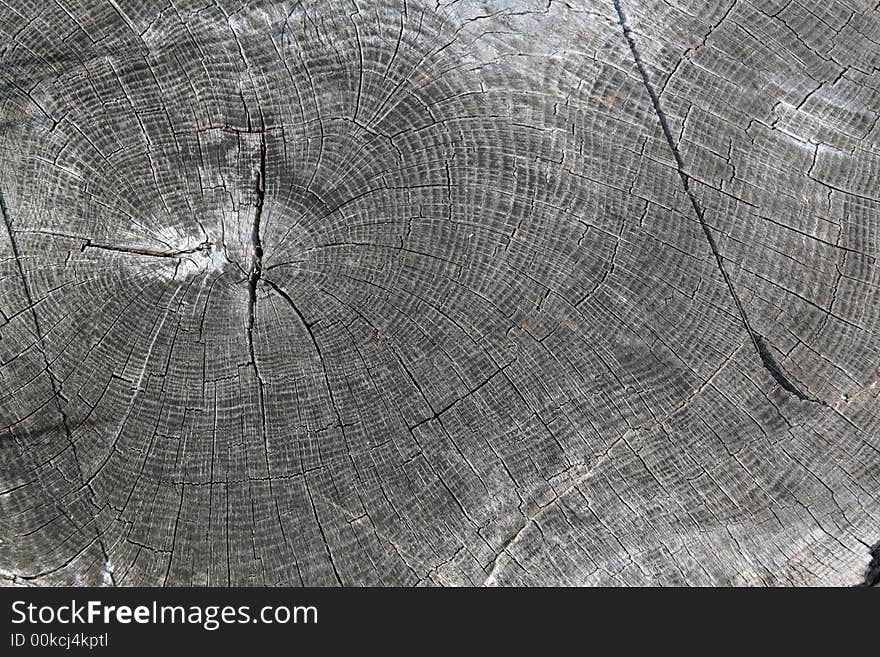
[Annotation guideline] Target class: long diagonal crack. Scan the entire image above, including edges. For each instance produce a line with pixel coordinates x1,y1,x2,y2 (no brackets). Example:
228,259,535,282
1,187,117,585
612,0,815,403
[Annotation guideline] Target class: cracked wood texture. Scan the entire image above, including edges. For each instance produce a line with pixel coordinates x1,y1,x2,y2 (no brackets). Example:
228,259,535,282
1,0,878,587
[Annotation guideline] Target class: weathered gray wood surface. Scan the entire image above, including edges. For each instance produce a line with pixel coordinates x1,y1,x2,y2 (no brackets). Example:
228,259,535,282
1,0,878,586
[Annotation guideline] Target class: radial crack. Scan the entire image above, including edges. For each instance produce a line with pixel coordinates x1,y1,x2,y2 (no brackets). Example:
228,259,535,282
247,128,267,363
82,240,211,258
611,0,815,403
1,186,117,586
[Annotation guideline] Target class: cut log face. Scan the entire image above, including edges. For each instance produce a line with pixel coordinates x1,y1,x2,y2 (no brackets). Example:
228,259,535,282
0,0,878,587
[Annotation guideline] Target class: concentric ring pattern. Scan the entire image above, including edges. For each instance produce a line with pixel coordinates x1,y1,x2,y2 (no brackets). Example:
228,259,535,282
1,0,878,585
